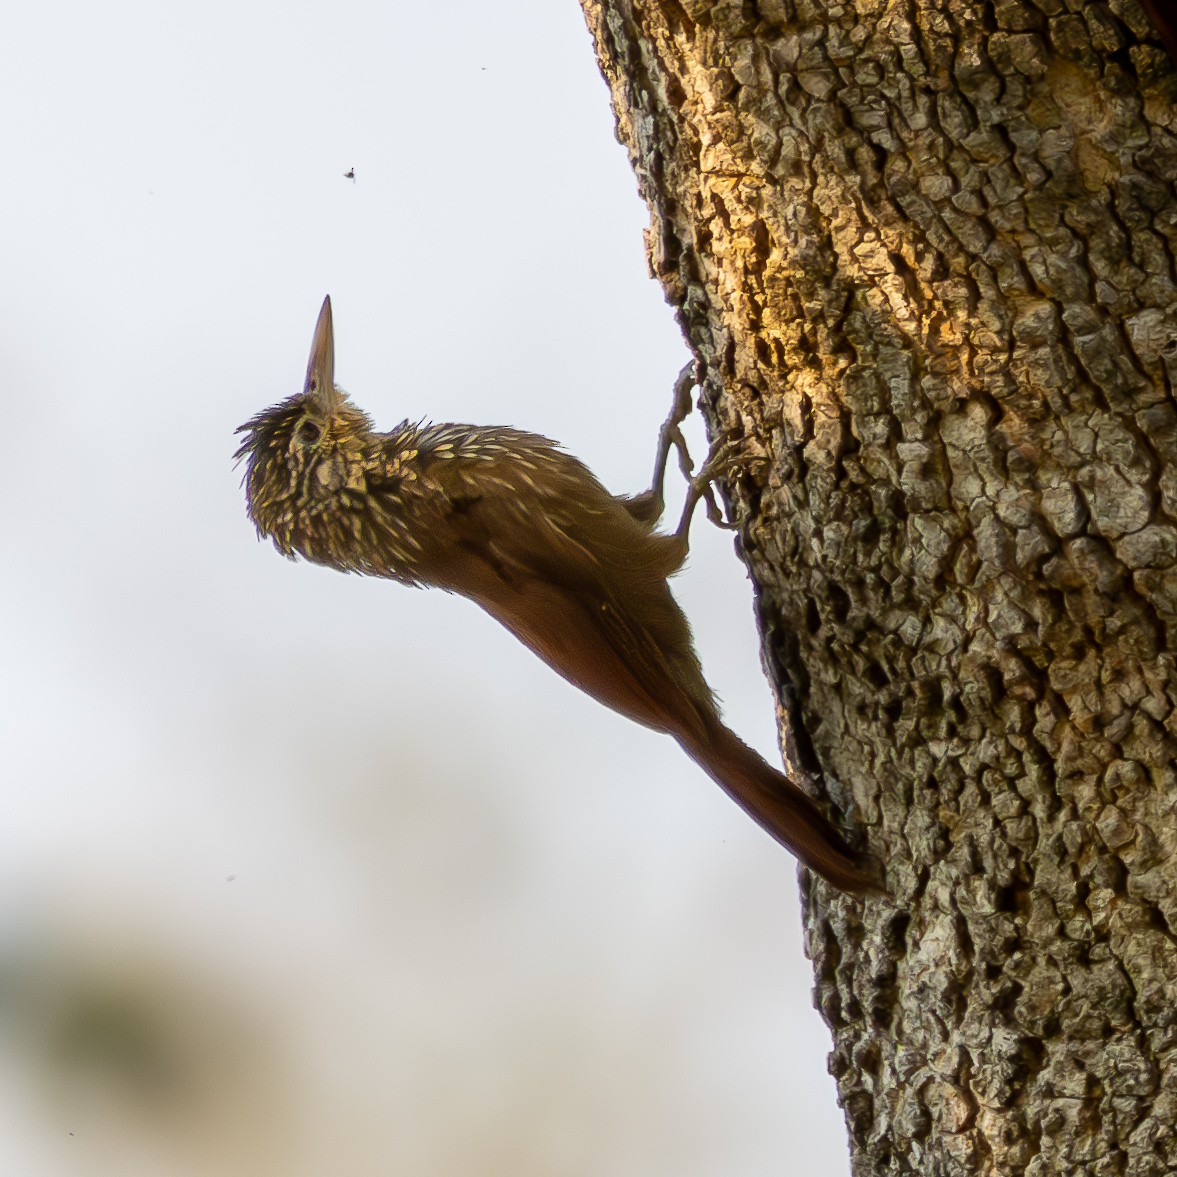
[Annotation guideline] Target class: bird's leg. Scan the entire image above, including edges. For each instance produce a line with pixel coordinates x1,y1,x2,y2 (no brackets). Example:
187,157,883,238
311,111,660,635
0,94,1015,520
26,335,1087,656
627,360,744,546
674,438,742,544
626,362,698,526
653,361,698,508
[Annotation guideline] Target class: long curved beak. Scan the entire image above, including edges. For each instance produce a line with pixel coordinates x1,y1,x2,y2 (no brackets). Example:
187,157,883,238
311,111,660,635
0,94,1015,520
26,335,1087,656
303,295,337,411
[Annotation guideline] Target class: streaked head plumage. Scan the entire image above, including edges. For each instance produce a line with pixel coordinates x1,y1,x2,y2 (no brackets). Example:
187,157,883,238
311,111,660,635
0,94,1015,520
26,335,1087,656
235,295,372,550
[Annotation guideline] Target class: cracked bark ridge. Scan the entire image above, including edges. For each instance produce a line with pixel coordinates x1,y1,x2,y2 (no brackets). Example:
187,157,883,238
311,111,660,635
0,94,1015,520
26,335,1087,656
580,1,1177,1173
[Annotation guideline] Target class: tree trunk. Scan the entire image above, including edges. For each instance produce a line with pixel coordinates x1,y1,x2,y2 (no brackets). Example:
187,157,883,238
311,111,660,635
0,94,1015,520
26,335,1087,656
578,1,1177,1173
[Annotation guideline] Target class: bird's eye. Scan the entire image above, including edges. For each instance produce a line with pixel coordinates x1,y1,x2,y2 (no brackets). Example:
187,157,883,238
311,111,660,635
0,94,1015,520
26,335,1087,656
296,420,322,445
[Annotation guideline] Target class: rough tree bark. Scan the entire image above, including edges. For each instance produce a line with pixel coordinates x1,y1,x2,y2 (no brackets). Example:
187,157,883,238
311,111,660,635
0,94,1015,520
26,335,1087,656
578,1,1177,1173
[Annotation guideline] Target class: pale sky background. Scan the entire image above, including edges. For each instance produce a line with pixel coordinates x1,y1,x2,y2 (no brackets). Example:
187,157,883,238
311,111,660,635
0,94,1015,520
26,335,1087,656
1,3,851,1174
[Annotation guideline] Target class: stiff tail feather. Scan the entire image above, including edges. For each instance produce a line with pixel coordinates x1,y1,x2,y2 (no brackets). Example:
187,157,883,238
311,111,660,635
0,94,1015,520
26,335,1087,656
681,720,887,897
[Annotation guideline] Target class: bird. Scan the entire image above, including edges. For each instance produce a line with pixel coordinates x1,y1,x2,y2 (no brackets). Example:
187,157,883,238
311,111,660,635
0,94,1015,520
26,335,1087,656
236,296,884,895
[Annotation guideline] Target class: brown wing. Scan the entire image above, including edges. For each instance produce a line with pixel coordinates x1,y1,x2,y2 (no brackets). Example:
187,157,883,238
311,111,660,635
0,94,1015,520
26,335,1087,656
419,426,685,593
419,428,716,735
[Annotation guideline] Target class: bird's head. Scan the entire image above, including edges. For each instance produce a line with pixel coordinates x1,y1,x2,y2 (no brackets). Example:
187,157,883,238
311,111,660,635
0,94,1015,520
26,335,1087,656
235,295,373,558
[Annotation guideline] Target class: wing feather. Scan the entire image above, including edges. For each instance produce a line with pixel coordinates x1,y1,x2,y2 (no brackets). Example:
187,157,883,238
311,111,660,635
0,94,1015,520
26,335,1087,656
415,426,714,729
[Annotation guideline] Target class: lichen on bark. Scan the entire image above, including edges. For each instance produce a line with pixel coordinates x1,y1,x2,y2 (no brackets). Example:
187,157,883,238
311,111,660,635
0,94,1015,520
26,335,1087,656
579,0,1177,1172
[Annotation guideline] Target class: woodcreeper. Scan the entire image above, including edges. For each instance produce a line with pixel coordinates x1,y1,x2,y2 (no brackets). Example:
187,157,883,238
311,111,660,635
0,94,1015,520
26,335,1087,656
237,297,882,895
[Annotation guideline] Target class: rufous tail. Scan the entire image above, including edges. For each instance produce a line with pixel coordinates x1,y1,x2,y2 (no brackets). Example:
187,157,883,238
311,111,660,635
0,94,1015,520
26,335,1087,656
680,719,887,897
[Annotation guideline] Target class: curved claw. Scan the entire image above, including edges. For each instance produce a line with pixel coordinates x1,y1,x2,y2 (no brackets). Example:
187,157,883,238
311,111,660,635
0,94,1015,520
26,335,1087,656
675,439,743,541
701,485,739,532
638,362,699,525
636,362,747,543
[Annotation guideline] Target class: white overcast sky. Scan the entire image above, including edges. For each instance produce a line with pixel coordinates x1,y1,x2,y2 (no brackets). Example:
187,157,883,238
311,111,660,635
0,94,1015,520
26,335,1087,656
1,3,850,1174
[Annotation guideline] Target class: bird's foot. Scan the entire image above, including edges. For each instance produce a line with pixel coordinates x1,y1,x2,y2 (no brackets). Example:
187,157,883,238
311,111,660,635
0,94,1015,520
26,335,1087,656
632,360,752,544
675,438,743,542
629,361,699,526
